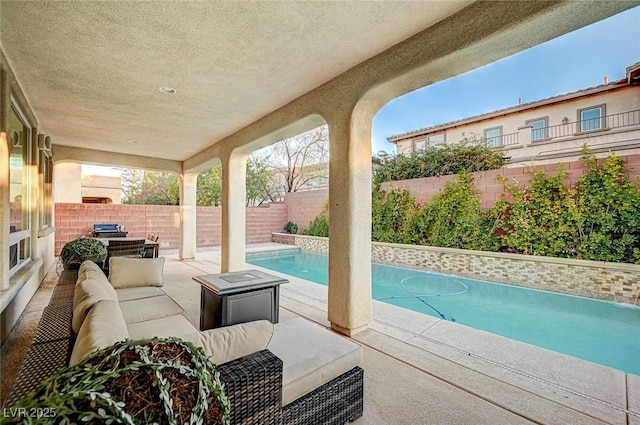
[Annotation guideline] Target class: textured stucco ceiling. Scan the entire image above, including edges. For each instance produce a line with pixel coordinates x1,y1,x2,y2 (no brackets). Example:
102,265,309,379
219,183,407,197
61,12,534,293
0,0,471,161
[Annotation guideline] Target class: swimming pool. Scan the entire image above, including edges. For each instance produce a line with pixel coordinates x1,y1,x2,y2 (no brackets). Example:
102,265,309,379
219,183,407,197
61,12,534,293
247,250,640,375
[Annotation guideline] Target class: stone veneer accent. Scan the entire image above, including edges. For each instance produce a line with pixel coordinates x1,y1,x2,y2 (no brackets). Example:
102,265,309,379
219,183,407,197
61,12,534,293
279,234,640,305
271,233,296,245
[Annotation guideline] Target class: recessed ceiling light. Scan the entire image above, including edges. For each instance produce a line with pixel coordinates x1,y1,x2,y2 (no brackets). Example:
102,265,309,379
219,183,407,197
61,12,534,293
127,140,137,144
159,86,177,94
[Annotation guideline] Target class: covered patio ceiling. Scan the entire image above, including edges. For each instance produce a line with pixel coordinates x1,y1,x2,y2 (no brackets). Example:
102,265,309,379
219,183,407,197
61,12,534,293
2,1,636,169
1,1,470,161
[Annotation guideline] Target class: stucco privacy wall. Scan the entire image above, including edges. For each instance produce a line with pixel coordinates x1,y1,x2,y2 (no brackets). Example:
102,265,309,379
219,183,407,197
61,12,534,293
276,234,640,305
55,202,288,255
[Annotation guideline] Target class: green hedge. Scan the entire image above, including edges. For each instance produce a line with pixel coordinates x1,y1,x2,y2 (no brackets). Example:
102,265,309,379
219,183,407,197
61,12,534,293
303,151,640,264
372,145,506,184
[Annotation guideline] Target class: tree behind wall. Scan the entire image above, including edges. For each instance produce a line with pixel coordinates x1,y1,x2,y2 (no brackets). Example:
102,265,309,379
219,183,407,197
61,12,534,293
121,127,329,206
121,169,180,205
120,161,279,207
271,126,329,193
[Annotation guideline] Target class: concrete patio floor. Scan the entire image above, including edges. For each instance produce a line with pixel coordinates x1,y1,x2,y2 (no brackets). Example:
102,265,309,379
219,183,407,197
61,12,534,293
2,243,639,424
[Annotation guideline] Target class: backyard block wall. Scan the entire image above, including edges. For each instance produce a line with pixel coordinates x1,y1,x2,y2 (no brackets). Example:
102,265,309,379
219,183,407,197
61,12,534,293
284,188,329,230
277,234,640,305
284,154,640,224
382,154,640,209
55,203,288,255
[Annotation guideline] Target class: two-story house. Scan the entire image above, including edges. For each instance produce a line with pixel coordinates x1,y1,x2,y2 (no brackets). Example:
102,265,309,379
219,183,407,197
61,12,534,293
387,62,640,167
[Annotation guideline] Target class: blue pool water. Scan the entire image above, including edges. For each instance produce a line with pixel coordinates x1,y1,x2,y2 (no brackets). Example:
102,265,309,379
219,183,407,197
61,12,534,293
247,250,640,375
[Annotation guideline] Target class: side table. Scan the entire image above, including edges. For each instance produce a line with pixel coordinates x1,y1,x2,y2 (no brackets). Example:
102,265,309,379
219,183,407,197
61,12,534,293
193,269,288,330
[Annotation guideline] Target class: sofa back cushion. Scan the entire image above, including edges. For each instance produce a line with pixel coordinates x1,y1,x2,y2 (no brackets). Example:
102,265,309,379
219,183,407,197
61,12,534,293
179,320,274,365
72,275,119,333
69,300,129,366
108,257,165,288
78,260,108,282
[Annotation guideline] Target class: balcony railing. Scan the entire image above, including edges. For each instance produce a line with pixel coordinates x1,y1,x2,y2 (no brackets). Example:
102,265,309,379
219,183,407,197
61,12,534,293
405,109,640,154
543,109,640,140
465,132,519,148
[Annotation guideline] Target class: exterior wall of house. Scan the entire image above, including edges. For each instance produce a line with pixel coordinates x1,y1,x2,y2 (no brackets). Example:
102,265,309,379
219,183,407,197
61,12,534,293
53,163,82,203
80,175,122,204
54,202,289,255
54,163,121,204
393,85,640,166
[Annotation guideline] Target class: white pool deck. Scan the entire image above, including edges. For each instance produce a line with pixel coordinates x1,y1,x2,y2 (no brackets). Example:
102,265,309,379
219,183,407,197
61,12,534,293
164,243,639,425
4,243,639,424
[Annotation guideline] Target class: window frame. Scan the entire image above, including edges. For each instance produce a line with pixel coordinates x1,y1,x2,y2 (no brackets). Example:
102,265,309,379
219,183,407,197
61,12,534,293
427,133,446,147
483,126,503,147
39,148,53,231
577,104,606,133
526,117,548,142
8,99,33,275
413,139,427,152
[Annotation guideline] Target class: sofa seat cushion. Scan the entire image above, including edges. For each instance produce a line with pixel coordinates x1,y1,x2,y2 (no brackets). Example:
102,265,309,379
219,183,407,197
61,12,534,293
127,315,199,340
108,257,165,288
72,277,119,333
267,317,363,405
70,300,129,366
115,286,166,301
119,295,184,324
179,320,274,365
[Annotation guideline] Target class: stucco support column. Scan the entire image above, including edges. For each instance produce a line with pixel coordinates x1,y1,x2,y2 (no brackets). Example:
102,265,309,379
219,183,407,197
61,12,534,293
179,172,198,261
327,108,374,336
221,152,248,272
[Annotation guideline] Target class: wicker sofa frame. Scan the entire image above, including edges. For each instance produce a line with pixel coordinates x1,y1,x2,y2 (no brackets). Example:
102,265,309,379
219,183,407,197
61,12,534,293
3,270,364,425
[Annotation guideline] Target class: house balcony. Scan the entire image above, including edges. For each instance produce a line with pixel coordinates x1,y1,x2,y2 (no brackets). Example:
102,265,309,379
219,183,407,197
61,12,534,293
464,109,640,159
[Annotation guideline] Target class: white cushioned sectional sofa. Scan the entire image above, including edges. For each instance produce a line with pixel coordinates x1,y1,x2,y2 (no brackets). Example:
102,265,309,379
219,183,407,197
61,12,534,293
71,258,364,424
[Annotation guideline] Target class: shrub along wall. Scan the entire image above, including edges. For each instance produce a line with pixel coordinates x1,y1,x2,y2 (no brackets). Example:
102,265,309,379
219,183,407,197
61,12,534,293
276,234,640,305
55,202,288,255
287,154,640,230
381,154,640,209
300,152,640,264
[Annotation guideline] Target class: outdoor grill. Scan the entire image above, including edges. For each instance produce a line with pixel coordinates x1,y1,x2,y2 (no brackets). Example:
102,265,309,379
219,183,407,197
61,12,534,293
92,223,128,238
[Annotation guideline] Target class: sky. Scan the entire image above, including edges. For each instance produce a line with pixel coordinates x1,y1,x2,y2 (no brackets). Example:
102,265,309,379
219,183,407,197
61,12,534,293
85,5,640,176
371,5,640,154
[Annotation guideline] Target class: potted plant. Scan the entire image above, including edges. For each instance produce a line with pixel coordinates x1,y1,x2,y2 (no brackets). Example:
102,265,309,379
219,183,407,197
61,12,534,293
60,236,108,270
5,337,231,425
284,221,298,234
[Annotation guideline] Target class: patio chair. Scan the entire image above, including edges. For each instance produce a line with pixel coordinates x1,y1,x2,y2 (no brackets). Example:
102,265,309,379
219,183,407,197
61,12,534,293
103,239,146,273
143,234,159,258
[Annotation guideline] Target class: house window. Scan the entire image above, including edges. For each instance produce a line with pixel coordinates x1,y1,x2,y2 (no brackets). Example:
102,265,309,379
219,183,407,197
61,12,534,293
578,105,605,132
484,127,502,147
8,102,31,273
39,150,53,229
414,139,426,152
428,133,445,147
526,117,548,141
